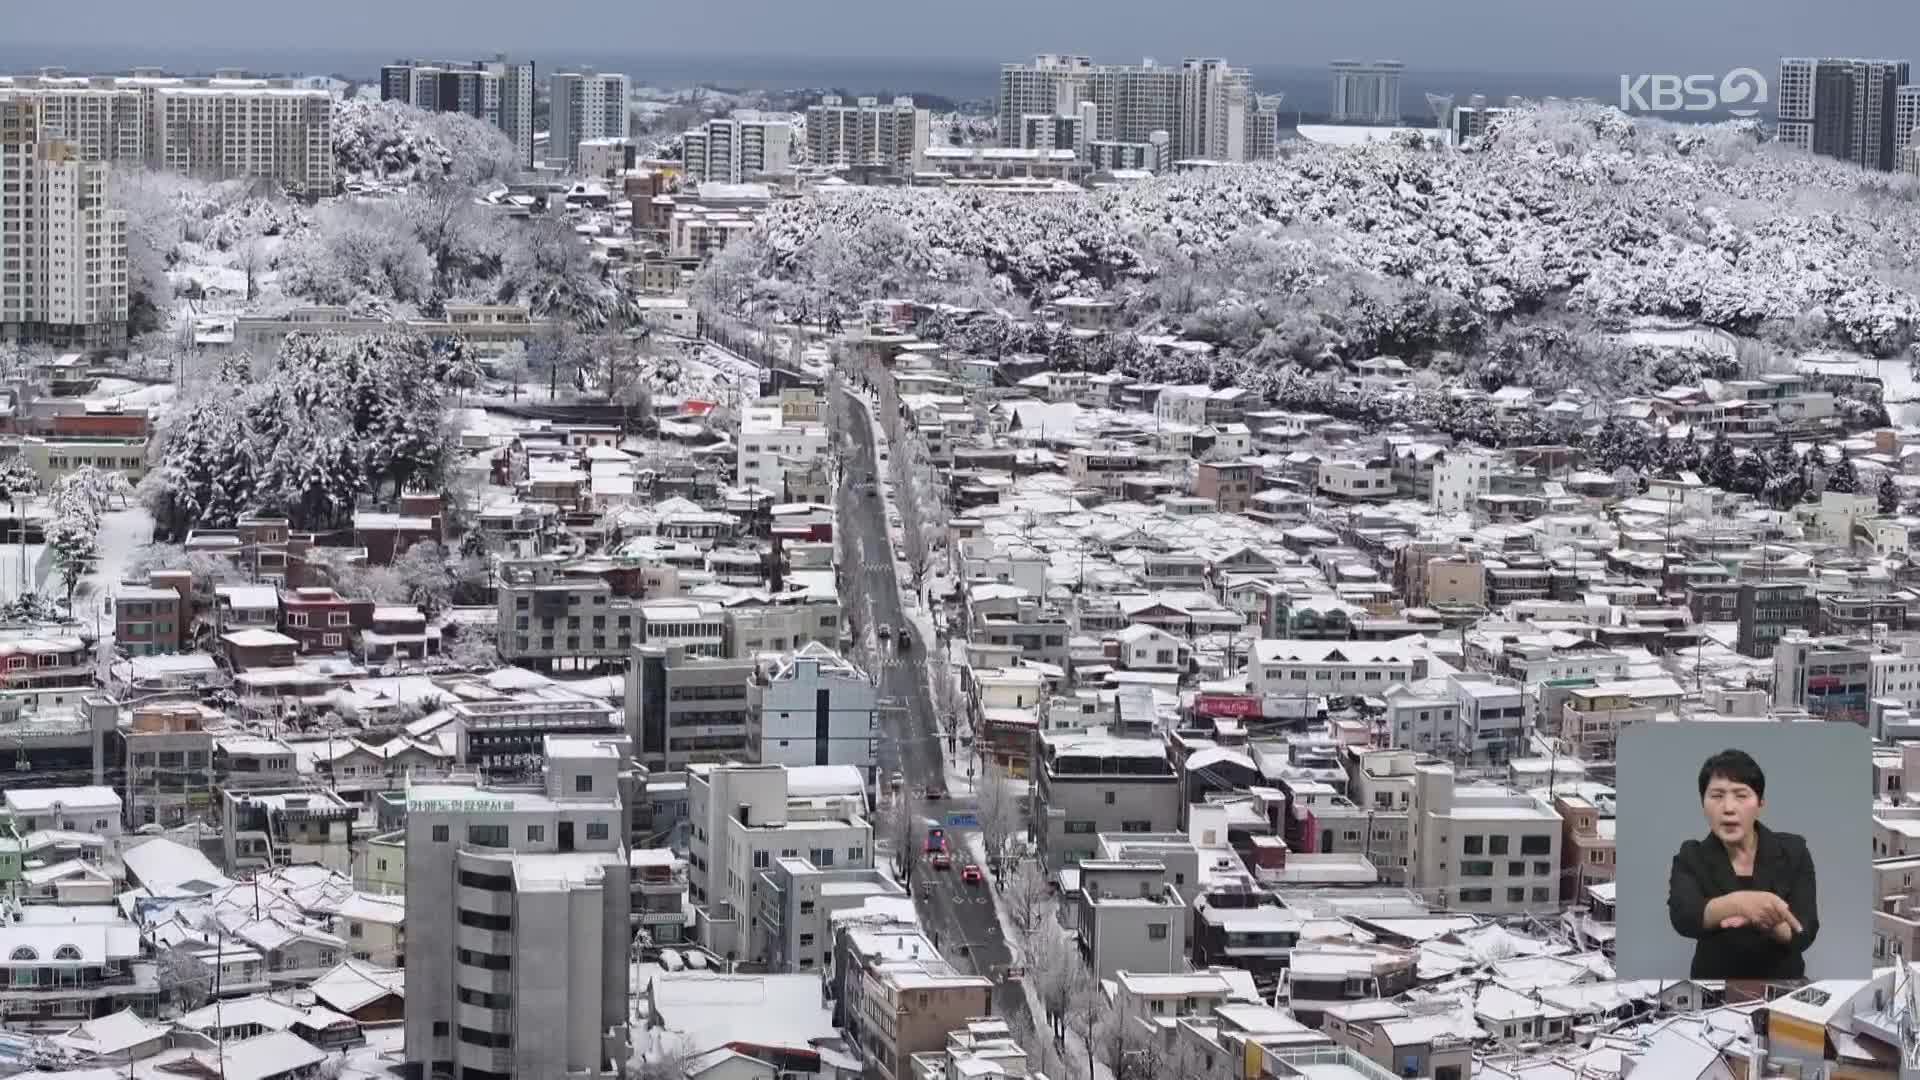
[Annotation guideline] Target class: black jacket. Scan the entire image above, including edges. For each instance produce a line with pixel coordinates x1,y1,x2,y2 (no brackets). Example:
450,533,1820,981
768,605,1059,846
1666,820,1817,979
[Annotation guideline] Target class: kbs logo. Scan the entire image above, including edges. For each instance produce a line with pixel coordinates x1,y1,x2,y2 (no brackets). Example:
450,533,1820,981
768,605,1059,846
1619,68,1768,117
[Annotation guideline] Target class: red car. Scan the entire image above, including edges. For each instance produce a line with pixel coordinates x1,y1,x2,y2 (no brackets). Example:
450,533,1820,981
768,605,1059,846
931,851,952,870
960,864,984,884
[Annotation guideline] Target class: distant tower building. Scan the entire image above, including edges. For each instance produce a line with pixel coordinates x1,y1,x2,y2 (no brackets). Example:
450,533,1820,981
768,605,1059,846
380,54,535,168
548,68,631,170
1778,57,1912,171
997,53,1272,163
0,101,129,348
805,95,928,174
681,113,794,184
1331,59,1405,124
998,54,1093,147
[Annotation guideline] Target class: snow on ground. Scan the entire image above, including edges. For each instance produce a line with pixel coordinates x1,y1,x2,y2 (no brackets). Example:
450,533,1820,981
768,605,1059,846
449,405,529,438
335,1021,404,1079
81,507,156,637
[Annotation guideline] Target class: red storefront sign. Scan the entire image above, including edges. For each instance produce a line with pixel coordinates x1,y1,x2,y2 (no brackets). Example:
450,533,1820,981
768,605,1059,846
1194,693,1262,718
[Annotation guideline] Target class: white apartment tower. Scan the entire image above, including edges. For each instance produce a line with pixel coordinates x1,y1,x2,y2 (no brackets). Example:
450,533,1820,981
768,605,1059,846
549,69,630,170
0,99,129,347
402,737,631,1080
998,54,1274,163
681,114,794,184
806,95,928,174
0,74,334,196
381,54,536,169
1331,60,1405,124
998,54,1093,145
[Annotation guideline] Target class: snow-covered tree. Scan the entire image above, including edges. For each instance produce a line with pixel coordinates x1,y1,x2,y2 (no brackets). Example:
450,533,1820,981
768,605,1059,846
46,505,100,612
1881,471,1901,515
280,200,434,311
497,216,621,330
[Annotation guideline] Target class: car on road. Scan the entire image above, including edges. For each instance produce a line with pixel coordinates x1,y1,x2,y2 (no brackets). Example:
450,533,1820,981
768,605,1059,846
896,626,912,652
924,827,947,853
878,626,891,644
924,782,948,801
960,864,984,885
930,851,952,870
887,771,903,792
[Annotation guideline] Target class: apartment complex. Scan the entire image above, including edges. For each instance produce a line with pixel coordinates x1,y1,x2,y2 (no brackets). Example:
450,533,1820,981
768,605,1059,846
380,54,536,168
680,114,793,184
0,73,334,196
0,103,129,347
1409,762,1562,915
548,69,630,170
1330,60,1405,124
806,95,928,174
402,738,631,1080
1779,57,1912,171
996,54,1277,164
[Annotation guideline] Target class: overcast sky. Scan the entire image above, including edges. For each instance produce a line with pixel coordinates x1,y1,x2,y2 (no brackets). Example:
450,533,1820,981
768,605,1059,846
16,0,1918,74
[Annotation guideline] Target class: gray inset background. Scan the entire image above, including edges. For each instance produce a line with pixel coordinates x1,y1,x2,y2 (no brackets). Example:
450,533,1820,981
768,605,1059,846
1613,722,1870,980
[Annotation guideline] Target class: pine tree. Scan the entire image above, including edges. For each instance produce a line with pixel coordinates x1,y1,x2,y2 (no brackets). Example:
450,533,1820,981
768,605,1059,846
1881,471,1901,515
1829,450,1860,494
1703,435,1737,490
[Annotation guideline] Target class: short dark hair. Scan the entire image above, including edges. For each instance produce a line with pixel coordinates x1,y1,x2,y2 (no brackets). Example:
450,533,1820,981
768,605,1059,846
1698,749,1766,800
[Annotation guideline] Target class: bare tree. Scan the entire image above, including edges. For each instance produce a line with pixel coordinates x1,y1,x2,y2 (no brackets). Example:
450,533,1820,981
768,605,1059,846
875,786,924,887
976,766,1024,880
1028,921,1083,1042
1094,1009,1153,1080
157,945,213,1014
1065,962,1108,1080
1004,857,1054,948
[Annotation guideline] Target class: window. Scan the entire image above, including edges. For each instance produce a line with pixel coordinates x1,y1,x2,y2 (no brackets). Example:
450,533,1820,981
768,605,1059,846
460,869,512,891
1487,835,1510,856
457,987,512,1009
1533,860,1552,876
1460,860,1493,877
1459,888,1493,903
1532,887,1550,903
1462,835,1483,855
434,1021,450,1037
432,825,450,843
1520,835,1552,856
459,1027,512,1049
1507,861,1525,877
527,825,545,843
753,851,770,869
575,774,594,793
1064,820,1096,835
586,822,609,841
467,825,509,848
1147,923,1168,940
1104,791,1116,805
1507,887,1526,903
458,909,512,931
849,847,865,862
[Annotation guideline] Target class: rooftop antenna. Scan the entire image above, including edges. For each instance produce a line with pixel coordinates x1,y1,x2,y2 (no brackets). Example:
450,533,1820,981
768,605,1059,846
1425,92,1455,132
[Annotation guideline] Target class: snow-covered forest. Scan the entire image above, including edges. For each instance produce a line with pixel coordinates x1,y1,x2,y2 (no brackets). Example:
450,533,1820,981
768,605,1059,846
113,98,631,341
700,104,1920,399
140,333,464,541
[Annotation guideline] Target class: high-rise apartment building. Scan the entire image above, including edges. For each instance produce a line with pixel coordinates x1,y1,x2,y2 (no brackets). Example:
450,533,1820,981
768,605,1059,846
680,114,793,184
402,737,630,1080
0,99,129,347
805,95,928,174
1779,57,1913,171
380,55,536,169
0,73,334,196
997,54,1274,164
1897,85,1920,168
548,69,630,170
1331,60,1405,124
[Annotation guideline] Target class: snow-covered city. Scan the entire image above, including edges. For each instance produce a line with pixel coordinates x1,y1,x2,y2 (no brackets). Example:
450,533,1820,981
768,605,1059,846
6,7,1920,1080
